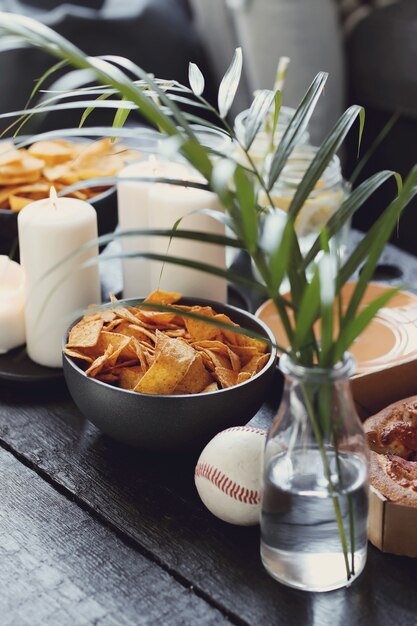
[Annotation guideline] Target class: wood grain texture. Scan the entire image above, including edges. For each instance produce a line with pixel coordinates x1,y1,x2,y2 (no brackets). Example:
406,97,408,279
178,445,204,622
1,372,417,626
0,446,231,626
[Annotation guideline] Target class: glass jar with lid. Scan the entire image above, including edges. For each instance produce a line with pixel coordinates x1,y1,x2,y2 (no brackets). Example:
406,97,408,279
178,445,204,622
262,145,350,261
251,145,350,289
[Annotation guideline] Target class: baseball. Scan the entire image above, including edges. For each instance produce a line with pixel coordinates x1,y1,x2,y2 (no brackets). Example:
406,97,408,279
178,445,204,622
194,426,267,526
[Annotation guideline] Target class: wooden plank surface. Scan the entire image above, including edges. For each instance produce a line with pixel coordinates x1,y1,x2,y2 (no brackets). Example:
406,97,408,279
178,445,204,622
0,446,231,626
1,376,417,626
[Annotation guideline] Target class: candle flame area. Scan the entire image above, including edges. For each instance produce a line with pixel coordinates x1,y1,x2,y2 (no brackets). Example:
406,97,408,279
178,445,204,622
49,185,58,209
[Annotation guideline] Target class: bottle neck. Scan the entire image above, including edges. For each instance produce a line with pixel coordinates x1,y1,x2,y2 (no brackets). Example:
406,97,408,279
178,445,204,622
279,352,356,384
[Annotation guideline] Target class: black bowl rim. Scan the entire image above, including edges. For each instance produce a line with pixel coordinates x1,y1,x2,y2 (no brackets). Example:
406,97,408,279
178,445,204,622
0,185,115,216
63,296,277,399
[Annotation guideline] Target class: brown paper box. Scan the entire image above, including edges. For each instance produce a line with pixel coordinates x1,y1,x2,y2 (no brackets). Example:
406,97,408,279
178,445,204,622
352,356,417,419
368,487,417,557
352,360,417,557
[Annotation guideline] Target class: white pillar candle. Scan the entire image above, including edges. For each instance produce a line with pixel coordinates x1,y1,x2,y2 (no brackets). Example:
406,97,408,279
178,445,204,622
117,157,191,298
18,188,100,368
0,256,25,353
148,181,227,302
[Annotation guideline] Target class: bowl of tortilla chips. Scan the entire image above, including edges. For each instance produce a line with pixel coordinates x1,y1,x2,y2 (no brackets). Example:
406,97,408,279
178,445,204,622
62,290,277,450
0,137,138,257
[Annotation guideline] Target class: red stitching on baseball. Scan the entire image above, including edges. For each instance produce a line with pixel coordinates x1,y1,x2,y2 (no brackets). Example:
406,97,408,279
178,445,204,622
222,426,266,436
195,462,261,505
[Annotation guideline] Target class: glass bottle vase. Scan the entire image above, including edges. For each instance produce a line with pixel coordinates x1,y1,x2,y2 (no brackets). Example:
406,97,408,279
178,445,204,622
260,353,369,592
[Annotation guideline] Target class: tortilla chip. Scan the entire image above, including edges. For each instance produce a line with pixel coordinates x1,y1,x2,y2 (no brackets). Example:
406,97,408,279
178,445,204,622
118,366,144,390
140,310,178,326
67,318,104,348
85,307,116,323
184,306,221,341
144,290,182,305
240,353,270,375
28,140,74,164
214,367,238,389
135,332,195,395
86,344,114,377
199,348,230,371
90,332,132,365
9,195,32,212
192,340,241,372
226,345,261,365
0,141,23,166
201,382,219,394
173,352,213,394
63,348,93,364
97,372,119,384
237,372,252,385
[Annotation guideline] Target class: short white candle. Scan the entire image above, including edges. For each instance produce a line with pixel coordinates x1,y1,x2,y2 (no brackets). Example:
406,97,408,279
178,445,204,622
118,156,227,301
117,157,191,297
18,188,100,368
0,256,26,353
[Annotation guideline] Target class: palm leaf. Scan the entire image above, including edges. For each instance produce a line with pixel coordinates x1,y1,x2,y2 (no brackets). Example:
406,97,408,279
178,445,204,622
318,253,336,367
35,227,244,285
188,62,205,96
301,171,402,270
334,287,400,362
269,90,282,150
338,167,417,291
233,166,258,254
340,167,417,324
79,92,112,127
288,106,365,221
293,269,320,359
243,89,276,150
267,72,328,190
260,212,293,295
350,112,400,186
218,48,243,119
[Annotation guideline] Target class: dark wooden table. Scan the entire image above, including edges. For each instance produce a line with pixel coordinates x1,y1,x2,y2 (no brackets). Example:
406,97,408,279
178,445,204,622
1,236,417,626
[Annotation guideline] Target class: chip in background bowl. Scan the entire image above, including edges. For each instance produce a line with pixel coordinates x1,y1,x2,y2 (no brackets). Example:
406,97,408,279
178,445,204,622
0,137,139,258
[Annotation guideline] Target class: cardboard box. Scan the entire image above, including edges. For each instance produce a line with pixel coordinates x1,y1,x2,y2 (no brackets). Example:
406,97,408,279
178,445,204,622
352,356,417,419
368,486,417,557
354,361,417,558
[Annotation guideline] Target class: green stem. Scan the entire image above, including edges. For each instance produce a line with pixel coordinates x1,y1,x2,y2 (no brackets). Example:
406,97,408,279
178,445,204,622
333,430,355,575
301,383,352,581
252,249,294,345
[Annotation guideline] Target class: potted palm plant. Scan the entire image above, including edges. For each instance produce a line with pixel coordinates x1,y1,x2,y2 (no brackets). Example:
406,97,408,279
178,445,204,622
0,12,416,592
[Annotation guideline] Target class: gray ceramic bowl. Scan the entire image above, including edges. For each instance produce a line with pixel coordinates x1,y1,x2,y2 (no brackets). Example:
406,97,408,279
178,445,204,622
63,298,277,450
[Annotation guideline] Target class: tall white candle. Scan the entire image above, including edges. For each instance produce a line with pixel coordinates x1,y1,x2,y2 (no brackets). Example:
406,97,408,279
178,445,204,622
148,181,227,302
118,156,227,301
18,188,100,368
117,157,190,298
0,256,25,353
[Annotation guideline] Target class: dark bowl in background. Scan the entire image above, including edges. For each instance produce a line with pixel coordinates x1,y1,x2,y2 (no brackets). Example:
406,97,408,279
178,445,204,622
0,186,117,260
63,298,277,451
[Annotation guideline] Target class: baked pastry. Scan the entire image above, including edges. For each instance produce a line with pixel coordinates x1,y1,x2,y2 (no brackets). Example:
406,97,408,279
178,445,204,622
364,396,417,507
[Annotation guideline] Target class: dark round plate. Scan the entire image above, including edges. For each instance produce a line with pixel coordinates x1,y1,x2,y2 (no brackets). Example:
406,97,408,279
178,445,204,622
0,345,62,383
